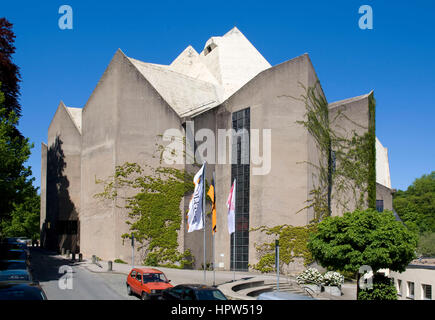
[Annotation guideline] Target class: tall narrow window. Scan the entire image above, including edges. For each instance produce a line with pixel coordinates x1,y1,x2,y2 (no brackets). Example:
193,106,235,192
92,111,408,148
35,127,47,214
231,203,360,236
230,108,250,271
407,281,414,299
422,284,432,300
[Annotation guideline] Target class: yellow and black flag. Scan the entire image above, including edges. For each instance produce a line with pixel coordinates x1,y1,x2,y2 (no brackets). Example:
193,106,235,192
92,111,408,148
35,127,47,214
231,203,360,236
207,172,217,234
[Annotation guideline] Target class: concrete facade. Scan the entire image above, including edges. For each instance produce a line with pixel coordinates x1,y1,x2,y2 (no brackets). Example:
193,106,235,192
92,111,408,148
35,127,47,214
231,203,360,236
41,27,394,271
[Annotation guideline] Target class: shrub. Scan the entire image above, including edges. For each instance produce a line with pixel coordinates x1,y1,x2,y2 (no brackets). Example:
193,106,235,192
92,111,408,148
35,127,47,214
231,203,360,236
114,258,127,264
358,274,397,300
322,271,344,287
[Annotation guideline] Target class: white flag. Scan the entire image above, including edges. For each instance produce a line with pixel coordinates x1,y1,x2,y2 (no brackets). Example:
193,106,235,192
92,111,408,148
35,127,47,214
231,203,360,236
227,179,236,234
187,163,205,232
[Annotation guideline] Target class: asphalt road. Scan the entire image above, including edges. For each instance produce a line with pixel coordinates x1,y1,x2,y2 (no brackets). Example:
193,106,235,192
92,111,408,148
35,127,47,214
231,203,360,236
30,248,137,300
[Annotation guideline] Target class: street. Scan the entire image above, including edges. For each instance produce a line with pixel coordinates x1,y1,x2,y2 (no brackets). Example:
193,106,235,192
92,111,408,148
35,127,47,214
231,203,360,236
30,248,136,300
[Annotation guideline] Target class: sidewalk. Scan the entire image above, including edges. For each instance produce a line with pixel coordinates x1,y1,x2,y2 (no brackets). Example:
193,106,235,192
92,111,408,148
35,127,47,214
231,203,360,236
78,257,280,287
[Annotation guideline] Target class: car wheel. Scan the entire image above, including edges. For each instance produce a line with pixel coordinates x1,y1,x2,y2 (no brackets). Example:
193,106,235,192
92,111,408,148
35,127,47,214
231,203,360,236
141,292,150,300
127,285,132,296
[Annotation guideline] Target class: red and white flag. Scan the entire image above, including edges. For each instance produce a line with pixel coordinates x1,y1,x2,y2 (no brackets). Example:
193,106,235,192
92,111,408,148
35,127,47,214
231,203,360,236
227,179,236,234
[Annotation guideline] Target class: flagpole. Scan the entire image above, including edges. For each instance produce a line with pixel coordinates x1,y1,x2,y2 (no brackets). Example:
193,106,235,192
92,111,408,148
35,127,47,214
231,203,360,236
212,171,216,287
233,232,236,281
203,162,207,284
212,232,215,286
233,179,236,282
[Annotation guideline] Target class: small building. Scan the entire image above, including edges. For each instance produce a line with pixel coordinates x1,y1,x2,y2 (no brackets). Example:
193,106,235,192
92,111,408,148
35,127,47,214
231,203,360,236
390,259,435,300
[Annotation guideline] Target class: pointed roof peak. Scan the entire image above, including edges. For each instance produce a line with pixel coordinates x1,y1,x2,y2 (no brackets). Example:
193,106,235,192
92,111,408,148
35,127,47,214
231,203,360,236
224,26,242,37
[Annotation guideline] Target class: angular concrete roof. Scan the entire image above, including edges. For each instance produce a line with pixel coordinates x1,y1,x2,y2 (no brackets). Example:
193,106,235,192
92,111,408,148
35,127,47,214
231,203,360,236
127,27,271,118
65,107,82,134
328,91,373,109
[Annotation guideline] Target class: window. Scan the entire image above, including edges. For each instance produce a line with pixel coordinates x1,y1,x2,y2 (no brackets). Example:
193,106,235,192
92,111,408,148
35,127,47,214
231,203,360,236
422,284,432,300
407,281,414,299
397,279,402,296
136,273,142,282
230,108,250,272
130,270,136,278
376,200,384,212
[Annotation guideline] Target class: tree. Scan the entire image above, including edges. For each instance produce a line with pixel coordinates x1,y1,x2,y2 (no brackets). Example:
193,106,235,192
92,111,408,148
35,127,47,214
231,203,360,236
393,171,435,234
0,89,35,225
0,191,40,241
0,18,39,240
0,18,21,117
417,232,435,256
307,209,418,299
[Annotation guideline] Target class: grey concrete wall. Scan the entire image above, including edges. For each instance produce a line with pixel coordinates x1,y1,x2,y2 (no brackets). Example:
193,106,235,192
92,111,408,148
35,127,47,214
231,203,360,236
45,102,81,252
328,95,371,216
184,109,217,269
113,52,186,264
209,54,318,271
80,51,121,260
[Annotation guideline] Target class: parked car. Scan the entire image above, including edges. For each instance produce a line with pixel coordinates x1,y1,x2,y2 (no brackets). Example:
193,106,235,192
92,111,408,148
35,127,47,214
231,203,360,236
0,242,30,258
161,284,228,300
0,282,47,300
126,268,173,300
0,250,31,269
0,260,29,272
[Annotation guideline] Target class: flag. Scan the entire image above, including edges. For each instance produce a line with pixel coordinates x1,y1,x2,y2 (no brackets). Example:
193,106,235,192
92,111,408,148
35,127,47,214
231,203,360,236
207,172,216,234
227,179,236,235
187,163,206,232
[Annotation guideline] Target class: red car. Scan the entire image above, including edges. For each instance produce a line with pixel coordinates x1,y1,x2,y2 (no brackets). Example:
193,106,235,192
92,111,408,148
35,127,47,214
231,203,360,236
126,268,173,300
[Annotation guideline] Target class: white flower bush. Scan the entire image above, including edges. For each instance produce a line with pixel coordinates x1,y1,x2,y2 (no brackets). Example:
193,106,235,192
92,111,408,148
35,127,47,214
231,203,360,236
296,268,324,285
322,271,344,287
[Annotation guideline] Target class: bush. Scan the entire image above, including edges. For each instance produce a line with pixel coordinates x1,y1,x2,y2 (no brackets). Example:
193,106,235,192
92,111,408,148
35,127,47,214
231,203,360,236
322,271,344,287
114,259,127,264
358,274,397,300
296,268,323,285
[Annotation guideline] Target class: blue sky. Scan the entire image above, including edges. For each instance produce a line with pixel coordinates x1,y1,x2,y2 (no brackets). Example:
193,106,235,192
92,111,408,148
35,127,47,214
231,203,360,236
2,0,434,191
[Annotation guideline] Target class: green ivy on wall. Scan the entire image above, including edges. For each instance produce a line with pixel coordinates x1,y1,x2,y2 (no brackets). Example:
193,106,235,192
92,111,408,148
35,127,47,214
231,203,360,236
294,82,377,220
94,162,195,267
250,224,317,273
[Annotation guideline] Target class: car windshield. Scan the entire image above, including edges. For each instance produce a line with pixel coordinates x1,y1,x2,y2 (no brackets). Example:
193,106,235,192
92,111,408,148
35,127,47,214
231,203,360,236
142,273,167,282
195,289,227,300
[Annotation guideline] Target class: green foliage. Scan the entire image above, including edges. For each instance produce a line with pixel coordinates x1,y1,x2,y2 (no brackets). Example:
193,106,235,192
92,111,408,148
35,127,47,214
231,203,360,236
0,85,39,239
294,83,376,221
308,209,418,273
251,224,317,273
95,162,195,267
358,274,397,300
417,232,435,256
393,171,435,234
0,192,40,241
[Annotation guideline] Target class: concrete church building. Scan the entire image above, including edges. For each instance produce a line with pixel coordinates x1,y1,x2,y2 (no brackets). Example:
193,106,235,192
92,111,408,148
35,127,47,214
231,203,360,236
40,27,393,271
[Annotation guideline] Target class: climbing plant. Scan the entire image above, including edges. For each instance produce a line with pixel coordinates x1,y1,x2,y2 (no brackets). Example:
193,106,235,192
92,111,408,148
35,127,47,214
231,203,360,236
293,81,376,221
94,162,196,267
250,224,317,273
252,83,377,273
